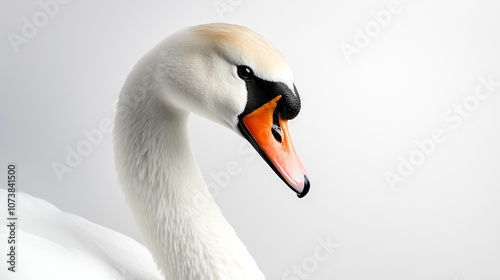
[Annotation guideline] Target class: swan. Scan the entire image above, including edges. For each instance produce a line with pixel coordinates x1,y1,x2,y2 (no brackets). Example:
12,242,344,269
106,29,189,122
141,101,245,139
114,23,309,280
1,23,309,280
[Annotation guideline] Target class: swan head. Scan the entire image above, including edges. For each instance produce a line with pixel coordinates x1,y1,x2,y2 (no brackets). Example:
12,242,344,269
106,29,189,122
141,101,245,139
154,23,310,197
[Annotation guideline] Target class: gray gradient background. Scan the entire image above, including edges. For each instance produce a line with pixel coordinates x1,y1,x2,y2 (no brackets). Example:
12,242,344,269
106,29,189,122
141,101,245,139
1,0,500,279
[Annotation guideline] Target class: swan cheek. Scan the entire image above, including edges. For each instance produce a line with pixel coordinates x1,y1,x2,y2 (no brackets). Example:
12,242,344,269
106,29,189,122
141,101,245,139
238,95,310,197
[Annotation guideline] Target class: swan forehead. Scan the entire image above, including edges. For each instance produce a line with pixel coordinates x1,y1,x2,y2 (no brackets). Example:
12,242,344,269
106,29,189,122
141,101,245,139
191,23,295,90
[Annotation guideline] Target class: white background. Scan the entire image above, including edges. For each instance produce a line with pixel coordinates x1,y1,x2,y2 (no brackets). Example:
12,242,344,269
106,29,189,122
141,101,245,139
1,0,500,279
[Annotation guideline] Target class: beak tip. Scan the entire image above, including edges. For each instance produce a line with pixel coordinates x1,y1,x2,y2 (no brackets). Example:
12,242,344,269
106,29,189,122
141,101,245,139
296,175,310,198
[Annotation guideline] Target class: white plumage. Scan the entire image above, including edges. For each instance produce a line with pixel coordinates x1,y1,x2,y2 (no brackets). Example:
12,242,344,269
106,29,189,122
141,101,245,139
0,189,162,280
2,23,308,280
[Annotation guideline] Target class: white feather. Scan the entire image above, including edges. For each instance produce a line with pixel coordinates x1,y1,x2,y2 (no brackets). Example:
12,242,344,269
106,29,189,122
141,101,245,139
0,189,162,280
2,23,296,280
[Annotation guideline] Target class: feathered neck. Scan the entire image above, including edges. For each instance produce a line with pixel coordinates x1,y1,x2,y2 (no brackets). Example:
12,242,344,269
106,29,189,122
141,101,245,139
113,54,266,280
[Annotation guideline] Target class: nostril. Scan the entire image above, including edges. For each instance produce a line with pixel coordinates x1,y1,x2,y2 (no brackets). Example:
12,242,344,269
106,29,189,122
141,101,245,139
272,110,283,143
272,123,282,143
271,110,283,143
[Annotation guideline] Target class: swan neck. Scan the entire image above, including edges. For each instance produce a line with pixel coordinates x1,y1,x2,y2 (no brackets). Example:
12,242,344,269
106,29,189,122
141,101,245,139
113,62,265,280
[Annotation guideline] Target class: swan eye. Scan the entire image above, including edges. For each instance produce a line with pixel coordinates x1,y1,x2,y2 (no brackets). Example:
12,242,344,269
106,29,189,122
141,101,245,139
237,65,254,81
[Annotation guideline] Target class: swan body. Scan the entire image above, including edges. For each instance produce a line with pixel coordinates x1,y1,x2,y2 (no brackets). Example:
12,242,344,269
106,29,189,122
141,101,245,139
0,189,162,280
2,23,309,280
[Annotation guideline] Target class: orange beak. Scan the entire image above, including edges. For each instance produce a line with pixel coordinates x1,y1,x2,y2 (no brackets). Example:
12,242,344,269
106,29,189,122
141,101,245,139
238,95,310,197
